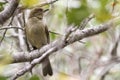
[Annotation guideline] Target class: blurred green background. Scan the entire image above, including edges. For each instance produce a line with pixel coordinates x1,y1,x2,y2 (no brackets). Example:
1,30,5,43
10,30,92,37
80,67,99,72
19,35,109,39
0,0,120,80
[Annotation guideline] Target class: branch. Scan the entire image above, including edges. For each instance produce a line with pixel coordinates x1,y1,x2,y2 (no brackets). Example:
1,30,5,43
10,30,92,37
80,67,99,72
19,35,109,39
97,57,120,80
0,29,7,45
12,17,119,63
12,47,56,80
11,17,120,80
98,33,120,80
0,26,24,30
38,0,59,7
110,33,120,57
0,26,24,45
0,0,20,25
12,0,59,18
79,14,95,29
49,30,62,36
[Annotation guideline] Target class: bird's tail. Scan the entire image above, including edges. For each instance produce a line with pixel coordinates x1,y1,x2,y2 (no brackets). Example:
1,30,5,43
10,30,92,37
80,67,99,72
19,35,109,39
42,57,53,76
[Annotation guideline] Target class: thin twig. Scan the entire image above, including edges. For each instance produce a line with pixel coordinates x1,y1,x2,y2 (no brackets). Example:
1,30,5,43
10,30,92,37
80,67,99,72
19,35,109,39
79,14,95,30
64,26,74,42
110,33,120,57
22,11,26,28
99,33,120,80
22,11,31,51
38,0,59,7
0,26,24,45
0,27,24,30
15,0,59,15
65,14,95,42
78,40,86,44
49,30,62,36
0,29,7,45
8,14,15,26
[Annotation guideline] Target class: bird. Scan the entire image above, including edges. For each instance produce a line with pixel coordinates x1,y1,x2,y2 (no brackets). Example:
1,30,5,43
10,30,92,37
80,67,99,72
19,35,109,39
25,7,53,76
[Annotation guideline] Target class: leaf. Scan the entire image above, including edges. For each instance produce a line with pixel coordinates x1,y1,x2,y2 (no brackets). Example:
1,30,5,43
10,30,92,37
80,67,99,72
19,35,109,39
29,75,40,80
0,2,7,11
95,9,112,22
50,32,57,40
0,76,7,80
85,41,91,48
57,72,79,80
94,0,112,22
67,0,90,26
20,0,40,8
0,2,6,6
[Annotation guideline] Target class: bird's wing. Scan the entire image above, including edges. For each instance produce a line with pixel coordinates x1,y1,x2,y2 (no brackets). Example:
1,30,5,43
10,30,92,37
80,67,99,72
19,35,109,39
44,25,50,43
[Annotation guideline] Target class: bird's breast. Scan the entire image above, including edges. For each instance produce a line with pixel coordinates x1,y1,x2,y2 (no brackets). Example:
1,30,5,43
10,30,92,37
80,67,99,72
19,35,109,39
26,18,47,48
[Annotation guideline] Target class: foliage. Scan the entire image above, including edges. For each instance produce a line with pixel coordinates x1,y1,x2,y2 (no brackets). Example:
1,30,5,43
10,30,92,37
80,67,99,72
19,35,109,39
67,0,90,26
0,76,7,80
29,75,40,80
0,2,7,11
20,0,40,8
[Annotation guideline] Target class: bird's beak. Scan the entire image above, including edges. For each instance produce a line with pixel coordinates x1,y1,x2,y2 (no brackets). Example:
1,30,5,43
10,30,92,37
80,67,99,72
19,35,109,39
43,9,49,13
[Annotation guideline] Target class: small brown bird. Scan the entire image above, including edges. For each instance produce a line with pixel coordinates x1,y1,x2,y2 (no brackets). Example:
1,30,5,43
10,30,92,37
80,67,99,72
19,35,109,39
25,7,53,76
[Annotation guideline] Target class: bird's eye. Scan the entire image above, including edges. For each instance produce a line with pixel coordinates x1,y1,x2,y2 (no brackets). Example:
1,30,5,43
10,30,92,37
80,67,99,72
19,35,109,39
38,9,43,12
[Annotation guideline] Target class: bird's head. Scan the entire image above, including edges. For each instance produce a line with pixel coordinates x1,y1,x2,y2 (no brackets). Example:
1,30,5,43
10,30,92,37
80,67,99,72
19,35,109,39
29,7,45,19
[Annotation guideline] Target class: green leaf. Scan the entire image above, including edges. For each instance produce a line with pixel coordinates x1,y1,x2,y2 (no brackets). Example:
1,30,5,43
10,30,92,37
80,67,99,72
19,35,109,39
0,76,7,80
67,0,90,26
50,32,57,40
85,41,91,48
95,0,112,22
0,2,7,11
29,75,40,80
20,0,40,8
0,2,6,6
99,0,109,8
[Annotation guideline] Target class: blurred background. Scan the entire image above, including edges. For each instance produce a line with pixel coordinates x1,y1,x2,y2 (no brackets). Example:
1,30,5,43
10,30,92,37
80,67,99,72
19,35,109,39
0,0,120,80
